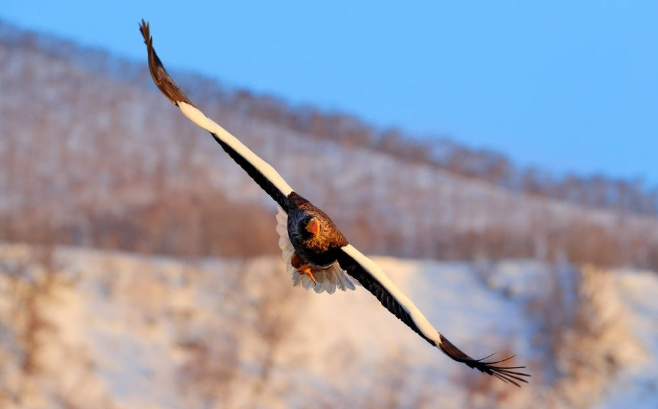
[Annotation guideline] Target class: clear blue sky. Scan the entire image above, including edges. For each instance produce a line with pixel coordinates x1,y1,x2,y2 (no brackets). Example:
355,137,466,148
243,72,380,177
3,1,657,184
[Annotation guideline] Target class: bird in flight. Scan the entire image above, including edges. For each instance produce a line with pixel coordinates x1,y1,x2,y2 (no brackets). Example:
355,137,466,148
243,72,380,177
138,20,530,387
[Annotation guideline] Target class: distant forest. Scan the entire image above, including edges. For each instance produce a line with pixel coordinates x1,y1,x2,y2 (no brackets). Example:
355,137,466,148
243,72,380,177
2,19,658,272
2,20,655,216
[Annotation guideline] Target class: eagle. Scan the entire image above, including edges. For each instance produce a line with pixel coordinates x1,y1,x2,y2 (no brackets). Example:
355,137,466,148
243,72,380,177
138,20,530,387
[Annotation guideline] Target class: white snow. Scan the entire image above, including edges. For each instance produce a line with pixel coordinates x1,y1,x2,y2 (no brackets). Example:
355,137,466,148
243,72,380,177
596,268,658,409
2,244,657,408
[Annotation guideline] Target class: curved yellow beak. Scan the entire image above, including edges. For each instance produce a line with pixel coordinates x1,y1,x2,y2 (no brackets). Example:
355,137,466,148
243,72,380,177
305,218,321,237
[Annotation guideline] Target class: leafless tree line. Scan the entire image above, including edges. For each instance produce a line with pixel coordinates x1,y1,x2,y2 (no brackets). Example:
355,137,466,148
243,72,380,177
2,19,656,216
2,19,658,272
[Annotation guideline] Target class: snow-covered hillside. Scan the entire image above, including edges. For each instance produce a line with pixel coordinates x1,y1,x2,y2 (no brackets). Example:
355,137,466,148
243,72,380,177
2,29,657,265
1,244,656,409
2,21,658,409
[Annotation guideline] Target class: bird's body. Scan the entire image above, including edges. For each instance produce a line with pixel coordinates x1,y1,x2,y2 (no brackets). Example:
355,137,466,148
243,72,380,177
277,206,358,293
286,192,347,267
138,20,530,387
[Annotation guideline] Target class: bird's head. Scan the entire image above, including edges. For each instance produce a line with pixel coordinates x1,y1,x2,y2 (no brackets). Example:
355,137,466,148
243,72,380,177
295,214,334,253
297,216,321,239
291,214,329,249
305,217,321,238
286,194,347,256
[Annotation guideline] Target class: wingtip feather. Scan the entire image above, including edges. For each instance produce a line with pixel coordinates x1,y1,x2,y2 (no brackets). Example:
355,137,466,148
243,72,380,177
438,334,531,387
138,20,193,106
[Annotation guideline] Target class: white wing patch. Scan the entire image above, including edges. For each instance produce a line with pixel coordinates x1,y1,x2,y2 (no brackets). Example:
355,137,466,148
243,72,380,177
178,102,294,197
276,207,358,294
340,244,442,344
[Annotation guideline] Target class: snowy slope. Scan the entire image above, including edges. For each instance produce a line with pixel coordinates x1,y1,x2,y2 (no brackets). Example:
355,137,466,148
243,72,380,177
2,34,658,262
1,244,657,408
598,269,658,409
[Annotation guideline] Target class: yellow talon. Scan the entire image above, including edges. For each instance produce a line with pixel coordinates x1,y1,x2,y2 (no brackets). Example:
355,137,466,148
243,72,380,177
291,253,317,284
298,265,317,284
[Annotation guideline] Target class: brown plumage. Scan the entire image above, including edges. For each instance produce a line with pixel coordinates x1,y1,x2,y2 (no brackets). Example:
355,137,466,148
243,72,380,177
286,192,348,267
139,20,193,107
138,20,530,387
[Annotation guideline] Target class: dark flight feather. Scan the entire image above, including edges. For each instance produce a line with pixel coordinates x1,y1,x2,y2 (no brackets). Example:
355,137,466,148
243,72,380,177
139,20,289,211
336,249,530,386
139,20,530,387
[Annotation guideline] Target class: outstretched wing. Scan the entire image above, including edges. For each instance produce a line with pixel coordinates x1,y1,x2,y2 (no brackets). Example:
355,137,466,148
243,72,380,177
139,20,529,387
139,20,292,211
337,244,530,386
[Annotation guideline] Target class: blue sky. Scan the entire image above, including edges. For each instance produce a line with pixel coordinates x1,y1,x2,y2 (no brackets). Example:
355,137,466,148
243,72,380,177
2,1,657,183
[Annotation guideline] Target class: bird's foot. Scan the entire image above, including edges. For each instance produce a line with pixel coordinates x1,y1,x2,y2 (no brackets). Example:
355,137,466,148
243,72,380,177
291,253,317,284
298,265,317,284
